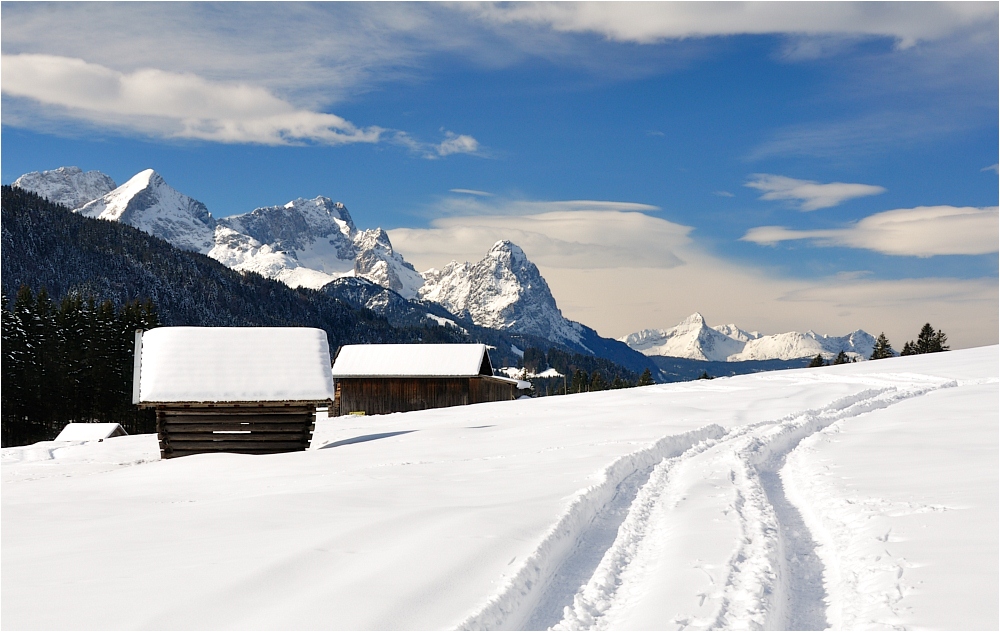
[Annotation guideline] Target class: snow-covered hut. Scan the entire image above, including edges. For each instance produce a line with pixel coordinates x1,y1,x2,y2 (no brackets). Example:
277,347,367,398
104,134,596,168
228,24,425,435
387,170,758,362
55,423,127,441
134,327,335,458
330,344,526,416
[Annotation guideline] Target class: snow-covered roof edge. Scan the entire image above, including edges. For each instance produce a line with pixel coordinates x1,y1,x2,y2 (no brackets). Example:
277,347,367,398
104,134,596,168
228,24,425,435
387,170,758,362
137,327,335,403
331,344,495,378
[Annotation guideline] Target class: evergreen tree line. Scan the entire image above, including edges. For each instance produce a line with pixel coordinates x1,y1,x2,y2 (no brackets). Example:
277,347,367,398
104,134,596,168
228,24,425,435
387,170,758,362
2,286,159,447
807,323,949,368
516,347,653,395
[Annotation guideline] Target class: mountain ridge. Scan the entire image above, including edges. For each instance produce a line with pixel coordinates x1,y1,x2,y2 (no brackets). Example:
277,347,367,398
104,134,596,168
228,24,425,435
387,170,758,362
622,312,877,362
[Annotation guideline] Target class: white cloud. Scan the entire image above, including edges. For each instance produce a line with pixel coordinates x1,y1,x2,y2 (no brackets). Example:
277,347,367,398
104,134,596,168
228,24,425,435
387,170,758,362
470,2,997,47
436,132,480,157
1,54,381,145
391,209,688,270
982,163,999,173
0,53,483,153
391,130,482,159
742,206,999,256
387,201,997,348
449,189,494,197
745,174,886,210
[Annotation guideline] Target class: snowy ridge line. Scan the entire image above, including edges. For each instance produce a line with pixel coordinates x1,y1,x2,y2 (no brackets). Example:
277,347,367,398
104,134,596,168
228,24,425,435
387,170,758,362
551,377,955,631
453,424,727,631
724,380,956,630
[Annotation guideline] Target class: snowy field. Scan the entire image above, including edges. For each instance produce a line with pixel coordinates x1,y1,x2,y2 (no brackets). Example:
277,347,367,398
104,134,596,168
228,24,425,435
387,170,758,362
2,347,997,630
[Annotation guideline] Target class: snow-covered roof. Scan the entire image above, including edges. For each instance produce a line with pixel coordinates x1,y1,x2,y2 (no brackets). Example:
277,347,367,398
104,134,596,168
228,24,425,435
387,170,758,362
136,327,335,403
331,344,495,378
55,423,126,441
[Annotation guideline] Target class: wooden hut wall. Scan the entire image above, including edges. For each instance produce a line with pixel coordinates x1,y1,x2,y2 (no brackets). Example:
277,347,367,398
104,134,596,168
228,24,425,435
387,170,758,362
336,377,518,416
469,377,519,404
156,404,316,459
337,378,471,416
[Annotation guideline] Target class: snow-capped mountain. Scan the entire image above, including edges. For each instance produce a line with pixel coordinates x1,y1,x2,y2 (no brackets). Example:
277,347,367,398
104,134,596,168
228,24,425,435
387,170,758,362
622,313,876,361
13,166,117,211
11,166,657,372
215,198,424,296
622,313,749,362
20,167,423,296
77,169,217,253
418,241,588,349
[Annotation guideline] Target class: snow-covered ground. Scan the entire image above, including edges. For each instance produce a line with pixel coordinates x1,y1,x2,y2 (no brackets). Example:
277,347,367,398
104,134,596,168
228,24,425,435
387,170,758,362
2,347,996,630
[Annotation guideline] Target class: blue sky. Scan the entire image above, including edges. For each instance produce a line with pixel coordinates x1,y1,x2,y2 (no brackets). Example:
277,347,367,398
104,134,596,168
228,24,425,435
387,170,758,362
2,2,997,347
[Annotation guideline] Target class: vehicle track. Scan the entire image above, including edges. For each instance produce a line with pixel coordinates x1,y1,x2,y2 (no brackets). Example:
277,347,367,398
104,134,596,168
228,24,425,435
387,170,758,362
459,376,954,631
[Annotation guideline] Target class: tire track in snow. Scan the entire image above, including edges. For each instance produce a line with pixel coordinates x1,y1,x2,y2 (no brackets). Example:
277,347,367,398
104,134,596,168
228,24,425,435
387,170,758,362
454,425,727,631
547,378,954,631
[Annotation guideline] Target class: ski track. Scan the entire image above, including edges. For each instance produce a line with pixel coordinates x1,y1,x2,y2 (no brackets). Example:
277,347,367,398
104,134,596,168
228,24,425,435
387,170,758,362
457,375,955,631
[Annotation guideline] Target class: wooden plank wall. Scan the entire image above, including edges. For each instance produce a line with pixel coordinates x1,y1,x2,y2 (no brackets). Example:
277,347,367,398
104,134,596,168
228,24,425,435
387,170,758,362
339,378,470,415
337,377,518,416
469,377,519,404
156,405,315,458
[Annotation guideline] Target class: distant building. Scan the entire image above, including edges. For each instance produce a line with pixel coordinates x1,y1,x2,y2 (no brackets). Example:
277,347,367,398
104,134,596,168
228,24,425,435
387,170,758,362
331,344,528,416
134,327,335,459
55,423,127,441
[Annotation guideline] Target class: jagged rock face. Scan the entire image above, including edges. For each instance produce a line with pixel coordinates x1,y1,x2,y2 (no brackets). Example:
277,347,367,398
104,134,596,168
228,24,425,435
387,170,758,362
352,228,424,299
623,313,876,361
220,197,356,259
13,166,117,211
76,170,216,253
419,240,585,346
712,323,761,343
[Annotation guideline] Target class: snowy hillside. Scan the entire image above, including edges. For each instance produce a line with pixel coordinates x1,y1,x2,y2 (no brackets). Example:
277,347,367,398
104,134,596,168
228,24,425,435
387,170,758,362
623,312,876,361
419,240,588,348
3,347,995,629
13,166,117,210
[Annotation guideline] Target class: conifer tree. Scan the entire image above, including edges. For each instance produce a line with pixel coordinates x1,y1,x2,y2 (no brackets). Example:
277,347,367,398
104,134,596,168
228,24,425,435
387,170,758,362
697,371,713,380
900,341,915,356
590,371,607,391
832,350,850,365
870,333,895,360
637,368,655,386
808,354,826,367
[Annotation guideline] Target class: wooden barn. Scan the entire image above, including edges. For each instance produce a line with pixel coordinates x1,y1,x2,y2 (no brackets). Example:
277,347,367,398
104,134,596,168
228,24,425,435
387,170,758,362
330,344,528,416
133,327,335,459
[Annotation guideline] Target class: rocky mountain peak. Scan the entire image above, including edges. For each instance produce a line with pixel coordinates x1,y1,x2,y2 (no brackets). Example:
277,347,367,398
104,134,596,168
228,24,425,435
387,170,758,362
76,169,216,253
418,241,585,347
13,166,117,210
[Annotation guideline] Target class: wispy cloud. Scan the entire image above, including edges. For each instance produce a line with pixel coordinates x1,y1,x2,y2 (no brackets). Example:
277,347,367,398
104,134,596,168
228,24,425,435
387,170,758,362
426,195,661,218
742,206,999,256
0,53,482,154
469,2,997,47
745,174,886,211
449,189,493,196
1,54,382,145
713,190,735,198
392,130,483,159
982,163,999,173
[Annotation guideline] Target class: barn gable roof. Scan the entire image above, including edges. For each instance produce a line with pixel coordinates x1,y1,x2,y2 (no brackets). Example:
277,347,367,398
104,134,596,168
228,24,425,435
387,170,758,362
331,344,495,378
136,327,335,403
